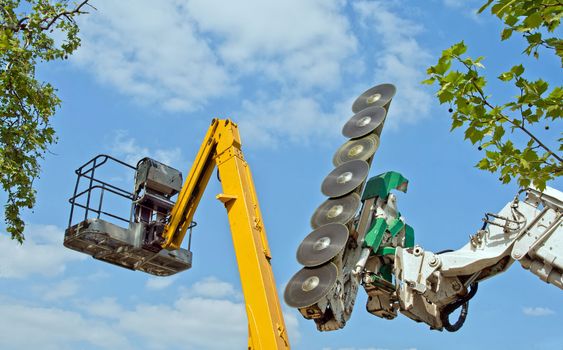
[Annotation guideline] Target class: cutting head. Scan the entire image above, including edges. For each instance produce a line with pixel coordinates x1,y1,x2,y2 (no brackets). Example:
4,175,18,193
352,83,396,113
311,192,360,229
297,223,349,267
321,159,369,198
342,106,386,139
284,262,338,308
333,134,380,166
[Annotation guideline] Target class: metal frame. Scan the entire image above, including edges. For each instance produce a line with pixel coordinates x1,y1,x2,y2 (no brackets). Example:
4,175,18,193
67,154,136,228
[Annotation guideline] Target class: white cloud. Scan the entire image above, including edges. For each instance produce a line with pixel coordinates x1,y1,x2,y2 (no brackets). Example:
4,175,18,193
0,301,132,350
441,0,484,22
145,275,179,291
74,0,232,112
72,0,362,147
75,0,355,112
283,309,301,344
442,0,465,8
353,1,433,127
0,224,85,279
75,278,256,349
321,348,416,350
119,296,247,350
111,130,183,168
237,95,352,148
322,347,391,350
522,307,555,317
38,279,81,301
0,274,300,350
74,0,433,147
187,276,240,299
79,297,124,319
185,0,356,90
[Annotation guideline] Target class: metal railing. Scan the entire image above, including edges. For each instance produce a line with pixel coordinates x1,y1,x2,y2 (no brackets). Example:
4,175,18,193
68,154,136,228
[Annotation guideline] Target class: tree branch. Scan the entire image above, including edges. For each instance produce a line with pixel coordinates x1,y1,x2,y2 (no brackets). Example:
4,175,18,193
3,0,93,33
458,57,563,164
518,87,525,128
40,0,91,31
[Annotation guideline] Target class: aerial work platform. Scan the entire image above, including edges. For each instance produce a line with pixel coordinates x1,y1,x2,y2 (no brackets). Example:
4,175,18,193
64,154,194,276
63,120,291,349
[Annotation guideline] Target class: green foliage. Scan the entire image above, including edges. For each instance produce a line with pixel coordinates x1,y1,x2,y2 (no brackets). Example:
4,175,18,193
424,1,563,191
478,0,563,64
0,0,90,242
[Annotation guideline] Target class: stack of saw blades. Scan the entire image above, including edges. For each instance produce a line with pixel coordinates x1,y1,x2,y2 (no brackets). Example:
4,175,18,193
284,84,397,325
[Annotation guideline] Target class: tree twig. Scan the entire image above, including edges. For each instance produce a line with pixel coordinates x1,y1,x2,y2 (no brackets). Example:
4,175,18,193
40,0,91,31
458,57,563,164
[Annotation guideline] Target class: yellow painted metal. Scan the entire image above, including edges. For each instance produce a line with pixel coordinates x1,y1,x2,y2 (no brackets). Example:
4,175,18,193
162,119,290,349
163,120,218,250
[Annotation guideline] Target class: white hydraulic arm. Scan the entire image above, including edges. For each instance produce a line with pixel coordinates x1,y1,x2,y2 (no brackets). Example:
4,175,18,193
393,186,562,330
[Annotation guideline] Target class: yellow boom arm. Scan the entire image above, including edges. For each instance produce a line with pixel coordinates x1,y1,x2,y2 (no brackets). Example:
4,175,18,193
162,119,290,350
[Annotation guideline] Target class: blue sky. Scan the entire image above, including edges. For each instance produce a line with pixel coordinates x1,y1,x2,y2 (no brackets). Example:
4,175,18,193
1,1,562,349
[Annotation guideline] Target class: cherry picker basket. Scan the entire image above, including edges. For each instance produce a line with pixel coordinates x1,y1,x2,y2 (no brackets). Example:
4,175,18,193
64,154,193,276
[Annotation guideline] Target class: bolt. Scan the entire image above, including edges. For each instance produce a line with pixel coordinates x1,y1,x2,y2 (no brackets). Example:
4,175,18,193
452,281,461,291
429,256,439,267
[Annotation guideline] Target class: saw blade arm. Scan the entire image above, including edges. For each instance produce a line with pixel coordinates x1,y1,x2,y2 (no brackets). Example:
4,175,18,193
286,82,562,336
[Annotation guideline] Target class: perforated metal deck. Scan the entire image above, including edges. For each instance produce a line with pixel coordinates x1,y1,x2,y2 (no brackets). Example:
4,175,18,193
65,218,192,276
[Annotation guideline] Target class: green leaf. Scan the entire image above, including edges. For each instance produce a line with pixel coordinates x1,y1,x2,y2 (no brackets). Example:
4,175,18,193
477,158,491,170
450,118,463,131
501,28,513,40
434,57,452,75
520,177,533,189
492,126,505,141
444,71,462,83
498,71,514,81
477,0,494,14
438,89,455,103
505,15,518,26
522,148,539,162
548,87,563,100
465,127,485,144
451,41,467,56
526,33,542,45
510,64,525,76
524,12,543,29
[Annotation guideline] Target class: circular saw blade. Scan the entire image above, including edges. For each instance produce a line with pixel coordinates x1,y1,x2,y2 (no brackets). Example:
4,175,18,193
297,223,349,267
284,262,338,308
310,192,360,229
321,159,369,198
352,83,396,113
342,106,386,139
333,133,380,166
